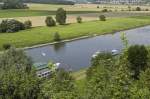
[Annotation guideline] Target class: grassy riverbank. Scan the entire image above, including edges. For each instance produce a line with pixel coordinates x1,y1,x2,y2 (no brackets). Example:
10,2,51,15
0,16,150,50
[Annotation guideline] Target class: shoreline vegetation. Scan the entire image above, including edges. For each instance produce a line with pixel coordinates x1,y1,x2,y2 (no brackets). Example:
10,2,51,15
1,16,150,50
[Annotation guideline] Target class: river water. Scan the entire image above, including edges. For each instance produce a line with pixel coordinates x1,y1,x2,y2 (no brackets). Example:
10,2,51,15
26,25,150,71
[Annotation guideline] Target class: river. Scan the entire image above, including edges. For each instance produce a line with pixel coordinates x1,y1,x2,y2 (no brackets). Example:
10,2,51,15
26,25,150,71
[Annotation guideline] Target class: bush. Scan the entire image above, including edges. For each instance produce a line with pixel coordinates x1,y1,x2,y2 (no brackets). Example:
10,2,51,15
0,19,25,33
145,9,149,11
127,45,148,79
53,32,61,41
97,6,99,8
1,1,28,9
136,7,141,11
24,20,32,29
102,9,108,12
55,8,67,25
99,15,106,21
3,43,11,50
76,16,82,23
45,16,56,27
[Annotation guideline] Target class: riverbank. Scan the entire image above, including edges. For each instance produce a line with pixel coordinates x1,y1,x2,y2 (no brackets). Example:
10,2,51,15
1,16,150,50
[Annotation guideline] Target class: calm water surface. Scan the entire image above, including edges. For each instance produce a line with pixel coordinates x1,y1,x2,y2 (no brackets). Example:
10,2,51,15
26,26,150,71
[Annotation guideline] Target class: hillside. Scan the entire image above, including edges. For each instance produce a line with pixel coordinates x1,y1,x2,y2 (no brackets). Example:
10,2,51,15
24,0,75,4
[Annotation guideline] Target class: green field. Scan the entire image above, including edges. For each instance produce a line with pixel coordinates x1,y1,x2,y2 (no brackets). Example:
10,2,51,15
0,9,100,18
1,3,150,18
0,16,150,50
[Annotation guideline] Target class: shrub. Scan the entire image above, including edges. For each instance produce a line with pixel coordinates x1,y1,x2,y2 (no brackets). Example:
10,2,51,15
45,16,56,27
3,43,11,50
53,32,61,41
127,45,148,79
136,7,141,11
56,8,67,25
0,19,25,33
99,15,106,21
102,9,108,12
1,1,28,9
97,6,99,8
76,16,82,23
24,20,32,29
145,9,149,11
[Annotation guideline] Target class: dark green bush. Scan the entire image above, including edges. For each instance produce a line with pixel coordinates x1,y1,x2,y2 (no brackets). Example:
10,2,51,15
136,7,141,11
45,16,56,27
99,15,106,21
53,32,61,41
145,9,149,11
102,9,108,12
0,19,25,33
76,16,82,23
127,45,148,79
55,8,67,25
1,0,28,9
3,43,11,50
24,20,32,29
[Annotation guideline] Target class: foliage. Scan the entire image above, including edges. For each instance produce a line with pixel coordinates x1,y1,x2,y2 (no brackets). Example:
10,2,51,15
45,16,56,27
41,69,78,99
99,15,106,21
0,48,41,99
2,43,11,50
127,45,148,79
24,20,32,29
0,19,25,33
53,32,61,41
102,9,108,12
136,7,141,11
1,0,28,9
25,0,75,5
76,16,82,23
55,8,67,25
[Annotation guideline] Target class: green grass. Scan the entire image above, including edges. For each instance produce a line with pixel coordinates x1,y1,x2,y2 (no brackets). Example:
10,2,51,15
0,9,100,18
0,16,150,50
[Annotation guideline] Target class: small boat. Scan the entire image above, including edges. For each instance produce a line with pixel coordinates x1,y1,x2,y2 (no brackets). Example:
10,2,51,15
92,51,101,58
41,52,46,56
54,62,61,69
111,49,119,55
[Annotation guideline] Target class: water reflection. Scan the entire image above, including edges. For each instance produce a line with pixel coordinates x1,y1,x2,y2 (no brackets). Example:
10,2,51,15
53,42,66,52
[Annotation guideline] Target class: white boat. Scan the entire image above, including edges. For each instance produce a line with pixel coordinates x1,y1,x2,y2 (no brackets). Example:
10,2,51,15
92,51,101,58
111,49,119,55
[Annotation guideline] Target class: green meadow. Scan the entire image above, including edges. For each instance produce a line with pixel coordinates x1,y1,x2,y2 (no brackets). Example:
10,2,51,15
0,16,150,50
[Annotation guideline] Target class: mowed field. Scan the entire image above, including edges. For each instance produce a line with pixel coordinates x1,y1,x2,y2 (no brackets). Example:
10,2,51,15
1,3,150,27
0,16,150,50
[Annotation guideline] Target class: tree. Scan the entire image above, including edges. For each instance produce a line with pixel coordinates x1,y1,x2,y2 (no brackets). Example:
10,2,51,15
0,19,25,33
99,15,106,21
130,68,150,98
85,51,133,99
24,20,32,29
136,7,141,11
55,8,67,25
2,43,11,50
41,69,78,99
53,32,61,41
76,16,82,23
1,0,28,9
127,45,148,79
0,48,41,99
45,16,56,27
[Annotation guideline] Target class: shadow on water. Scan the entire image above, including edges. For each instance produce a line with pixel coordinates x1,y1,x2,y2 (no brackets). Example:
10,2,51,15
53,42,66,52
